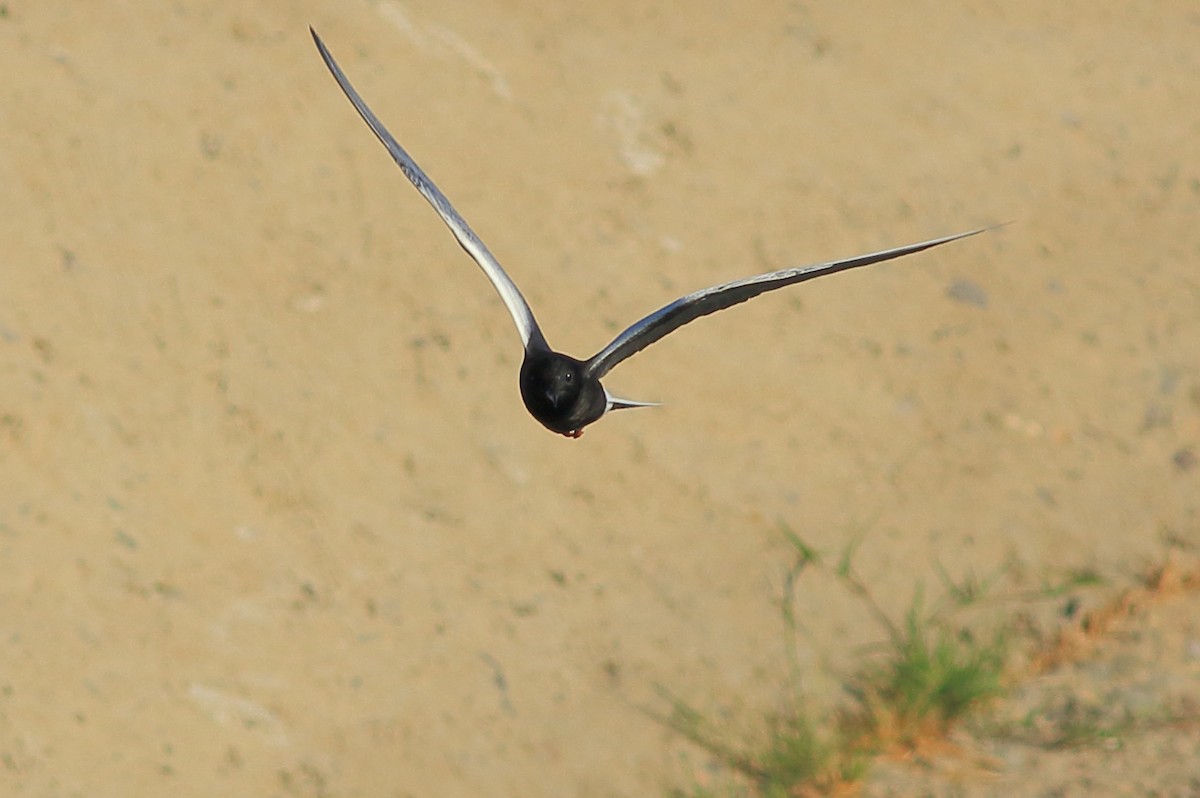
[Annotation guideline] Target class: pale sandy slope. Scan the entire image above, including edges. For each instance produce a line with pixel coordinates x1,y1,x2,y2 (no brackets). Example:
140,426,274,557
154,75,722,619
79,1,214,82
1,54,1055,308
1,2,1197,796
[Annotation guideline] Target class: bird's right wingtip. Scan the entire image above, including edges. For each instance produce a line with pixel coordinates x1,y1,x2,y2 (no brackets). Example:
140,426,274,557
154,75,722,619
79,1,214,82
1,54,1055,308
951,221,1013,243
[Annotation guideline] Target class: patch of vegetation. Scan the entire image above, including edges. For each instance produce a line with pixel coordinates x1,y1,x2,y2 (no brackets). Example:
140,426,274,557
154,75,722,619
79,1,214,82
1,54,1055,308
982,693,1200,752
657,683,866,798
658,525,1010,796
833,539,1009,754
658,529,1200,797
840,588,1007,750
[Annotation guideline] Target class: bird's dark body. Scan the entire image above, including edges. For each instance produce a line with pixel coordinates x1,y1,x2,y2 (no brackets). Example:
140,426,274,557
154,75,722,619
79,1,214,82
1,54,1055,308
311,28,994,438
519,351,607,435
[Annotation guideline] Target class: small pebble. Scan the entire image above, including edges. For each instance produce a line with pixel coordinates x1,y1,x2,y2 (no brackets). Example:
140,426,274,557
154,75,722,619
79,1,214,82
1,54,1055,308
1172,448,1196,472
946,278,988,308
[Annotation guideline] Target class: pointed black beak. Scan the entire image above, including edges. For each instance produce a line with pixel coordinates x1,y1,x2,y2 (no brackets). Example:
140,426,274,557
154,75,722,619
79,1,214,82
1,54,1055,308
544,389,559,409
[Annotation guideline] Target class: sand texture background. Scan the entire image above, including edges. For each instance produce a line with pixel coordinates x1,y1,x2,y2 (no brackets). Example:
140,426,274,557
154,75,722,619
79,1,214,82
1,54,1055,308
2,2,1198,796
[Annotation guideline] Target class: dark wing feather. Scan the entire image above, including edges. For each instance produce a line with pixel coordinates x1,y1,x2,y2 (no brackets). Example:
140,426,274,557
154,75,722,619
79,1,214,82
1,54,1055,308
585,227,989,378
311,28,549,352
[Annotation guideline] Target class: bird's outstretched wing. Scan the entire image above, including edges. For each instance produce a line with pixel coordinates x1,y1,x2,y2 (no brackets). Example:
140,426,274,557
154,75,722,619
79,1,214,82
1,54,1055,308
585,227,990,379
311,28,548,352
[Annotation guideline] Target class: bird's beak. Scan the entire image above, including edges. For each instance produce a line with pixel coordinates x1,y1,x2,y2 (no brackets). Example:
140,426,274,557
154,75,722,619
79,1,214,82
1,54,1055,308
544,389,559,409
604,388,660,412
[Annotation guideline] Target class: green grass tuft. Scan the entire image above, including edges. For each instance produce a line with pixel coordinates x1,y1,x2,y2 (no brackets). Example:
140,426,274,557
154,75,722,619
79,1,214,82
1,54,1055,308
662,525,1012,796
845,592,1008,745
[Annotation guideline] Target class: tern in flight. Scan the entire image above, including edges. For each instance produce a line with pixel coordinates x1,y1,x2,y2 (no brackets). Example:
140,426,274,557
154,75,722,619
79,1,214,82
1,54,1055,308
312,29,990,437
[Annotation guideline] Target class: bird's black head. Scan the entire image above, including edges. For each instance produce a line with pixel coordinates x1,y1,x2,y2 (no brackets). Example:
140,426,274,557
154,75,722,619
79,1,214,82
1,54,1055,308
519,351,607,435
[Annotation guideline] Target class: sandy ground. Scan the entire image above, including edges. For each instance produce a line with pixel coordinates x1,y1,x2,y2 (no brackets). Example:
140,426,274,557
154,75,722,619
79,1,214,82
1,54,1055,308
2,1,1198,796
